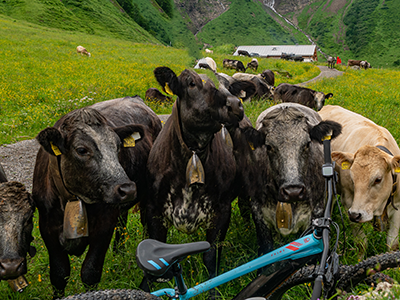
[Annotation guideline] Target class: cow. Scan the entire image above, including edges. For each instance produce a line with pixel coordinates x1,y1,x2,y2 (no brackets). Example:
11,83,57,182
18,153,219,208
327,56,336,69
223,59,246,72
319,105,400,252
238,50,251,57
194,57,217,72
246,58,258,71
76,45,91,57
260,69,275,86
273,83,333,111
32,96,162,298
347,59,362,67
360,61,371,70
205,48,213,54
0,180,35,289
232,72,274,100
251,103,341,256
145,87,172,103
141,67,254,296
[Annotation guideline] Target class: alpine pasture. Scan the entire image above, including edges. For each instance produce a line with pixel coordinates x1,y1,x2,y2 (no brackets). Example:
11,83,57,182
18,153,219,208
2,14,400,300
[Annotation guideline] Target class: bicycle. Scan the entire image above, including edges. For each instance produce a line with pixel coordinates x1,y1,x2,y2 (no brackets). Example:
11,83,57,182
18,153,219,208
62,135,400,300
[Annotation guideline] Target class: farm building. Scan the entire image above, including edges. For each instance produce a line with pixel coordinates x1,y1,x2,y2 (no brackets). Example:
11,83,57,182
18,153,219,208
233,45,318,61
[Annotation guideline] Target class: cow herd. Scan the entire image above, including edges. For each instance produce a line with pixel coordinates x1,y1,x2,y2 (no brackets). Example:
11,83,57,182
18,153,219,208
0,60,393,299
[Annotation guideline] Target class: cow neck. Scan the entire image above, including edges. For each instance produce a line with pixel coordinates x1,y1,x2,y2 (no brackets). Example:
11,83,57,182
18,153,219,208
49,154,78,206
376,145,398,211
173,100,211,160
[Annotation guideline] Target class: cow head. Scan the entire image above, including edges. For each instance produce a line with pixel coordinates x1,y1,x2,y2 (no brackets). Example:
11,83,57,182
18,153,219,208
36,108,144,205
332,145,400,223
154,67,246,144
313,92,333,111
0,182,35,280
256,104,341,235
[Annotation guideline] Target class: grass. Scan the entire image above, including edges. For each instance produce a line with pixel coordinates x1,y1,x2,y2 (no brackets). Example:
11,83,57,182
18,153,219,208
2,14,400,300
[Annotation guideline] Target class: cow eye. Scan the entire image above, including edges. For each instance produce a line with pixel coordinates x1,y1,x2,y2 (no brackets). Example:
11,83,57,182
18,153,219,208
266,144,273,151
76,147,88,156
189,81,196,87
374,177,382,185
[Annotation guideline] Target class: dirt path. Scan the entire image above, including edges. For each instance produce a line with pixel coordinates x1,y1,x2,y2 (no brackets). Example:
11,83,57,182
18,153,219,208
0,66,343,191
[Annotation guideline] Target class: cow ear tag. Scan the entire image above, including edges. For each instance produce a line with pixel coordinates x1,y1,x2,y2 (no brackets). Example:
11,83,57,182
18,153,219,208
186,151,205,186
220,125,233,149
164,83,174,95
341,161,351,170
7,275,29,293
395,167,400,174
63,199,89,239
276,202,293,230
123,132,141,148
50,142,62,156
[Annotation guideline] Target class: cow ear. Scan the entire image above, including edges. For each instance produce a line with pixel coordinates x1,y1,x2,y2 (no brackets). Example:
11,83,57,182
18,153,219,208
390,155,400,175
36,127,65,156
309,120,342,143
229,81,256,99
332,151,354,170
325,93,333,99
154,67,180,96
242,127,265,149
114,124,146,147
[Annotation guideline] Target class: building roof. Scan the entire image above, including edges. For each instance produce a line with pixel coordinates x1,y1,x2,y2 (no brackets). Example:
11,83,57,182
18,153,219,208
233,45,317,57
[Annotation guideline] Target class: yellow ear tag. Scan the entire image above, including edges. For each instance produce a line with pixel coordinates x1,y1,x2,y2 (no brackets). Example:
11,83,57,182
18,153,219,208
50,142,62,156
395,167,400,174
239,97,243,104
164,83,174,95
248,142,255,150
123,132,141,148
341,161,351,170
322,135,332,141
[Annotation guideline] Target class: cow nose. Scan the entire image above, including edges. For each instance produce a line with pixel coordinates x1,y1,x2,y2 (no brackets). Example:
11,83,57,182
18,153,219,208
0,258,25,279
280,184,305,202
116,182,137,203
348,211,362,222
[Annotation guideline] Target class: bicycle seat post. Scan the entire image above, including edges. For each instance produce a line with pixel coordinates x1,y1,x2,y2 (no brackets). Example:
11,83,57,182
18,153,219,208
173,263,187,296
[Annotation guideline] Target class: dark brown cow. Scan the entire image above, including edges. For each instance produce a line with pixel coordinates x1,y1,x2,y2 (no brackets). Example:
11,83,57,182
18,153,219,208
274,83,333,111
145,87,172,103
347,59,362,67
141,67,252,295
246,58,258,71
32,96,161,298
238,50,251,57
223,59,246,72
260,69,275,86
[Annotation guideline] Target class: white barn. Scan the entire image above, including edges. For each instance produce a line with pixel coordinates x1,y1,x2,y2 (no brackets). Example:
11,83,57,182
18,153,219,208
234,45,318,61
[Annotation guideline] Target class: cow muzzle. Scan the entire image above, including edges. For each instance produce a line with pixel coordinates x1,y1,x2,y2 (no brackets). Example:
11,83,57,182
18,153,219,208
113,182,137,204
279,184,306,203
0,257,26,280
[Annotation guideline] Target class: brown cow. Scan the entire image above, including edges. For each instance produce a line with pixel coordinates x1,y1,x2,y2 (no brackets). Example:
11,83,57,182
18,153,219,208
347,59,362,67
319,105,400,251
33,96,161,298
145,87,172,103
76,46,91,57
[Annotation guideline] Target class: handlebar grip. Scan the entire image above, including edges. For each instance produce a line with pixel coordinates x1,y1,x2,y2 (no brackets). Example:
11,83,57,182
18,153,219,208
311,276,323,300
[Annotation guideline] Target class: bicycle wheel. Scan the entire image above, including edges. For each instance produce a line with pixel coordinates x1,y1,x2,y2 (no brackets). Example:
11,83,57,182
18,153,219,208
62,289,161,300
266,251,400,300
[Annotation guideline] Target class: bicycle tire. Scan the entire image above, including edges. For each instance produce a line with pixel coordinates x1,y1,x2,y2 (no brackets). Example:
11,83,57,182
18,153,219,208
266,251,400,300
62,289,161,300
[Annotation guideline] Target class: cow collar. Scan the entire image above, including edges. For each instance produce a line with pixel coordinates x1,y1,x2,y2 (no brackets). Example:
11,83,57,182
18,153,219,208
376,145,398,211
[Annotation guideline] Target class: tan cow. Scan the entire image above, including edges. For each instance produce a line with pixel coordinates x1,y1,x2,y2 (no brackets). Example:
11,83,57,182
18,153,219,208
76,45,91,57
319,105,400,250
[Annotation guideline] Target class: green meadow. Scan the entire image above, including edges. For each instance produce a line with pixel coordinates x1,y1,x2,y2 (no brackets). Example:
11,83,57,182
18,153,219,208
2,14,400,300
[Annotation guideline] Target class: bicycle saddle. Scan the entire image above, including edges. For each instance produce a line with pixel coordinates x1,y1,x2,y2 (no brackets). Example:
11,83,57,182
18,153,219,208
136,239,210,277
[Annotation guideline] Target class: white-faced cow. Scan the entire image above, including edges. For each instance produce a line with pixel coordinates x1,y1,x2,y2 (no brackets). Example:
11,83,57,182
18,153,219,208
252,103,341,255
319,105,400,251
223,59,246,72
360,61,371,70
142,67,253,295
327,56,336,69
274,83,333,111
32,96,162,298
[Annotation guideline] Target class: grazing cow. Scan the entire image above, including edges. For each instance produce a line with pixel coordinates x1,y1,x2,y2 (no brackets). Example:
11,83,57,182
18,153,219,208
327,56,336,69
347,59,362,67
205,48,213,54
145,88,172,103
232,72,274,100
32,96,162,298
360,61,371,69
194,57,217,72
223,59,246,72
0,181,35,287
260,69,275,86
319,105,400,251
274,83,333,111
238,50,251,57
76,45,91,57
247,58,258,71
142,67,253,294
252,103,341,255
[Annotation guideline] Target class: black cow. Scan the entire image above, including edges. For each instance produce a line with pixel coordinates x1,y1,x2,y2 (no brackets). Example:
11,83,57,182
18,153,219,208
145,87,172,103
231,73,274,100
142,67,253,295
274,83,333,111
251,103,341,255
327,56,336,69
238,50,251,57
0,179,35,287
223,59,246,72
246,58,258,71
32,96,162,298
215,72,257,101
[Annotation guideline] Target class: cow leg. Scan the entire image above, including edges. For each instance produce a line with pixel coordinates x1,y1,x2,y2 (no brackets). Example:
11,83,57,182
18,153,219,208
252,211,273,257
387,207,400,250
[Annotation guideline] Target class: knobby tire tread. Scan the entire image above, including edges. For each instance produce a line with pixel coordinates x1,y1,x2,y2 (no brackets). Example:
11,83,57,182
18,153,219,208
62,289,161,300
